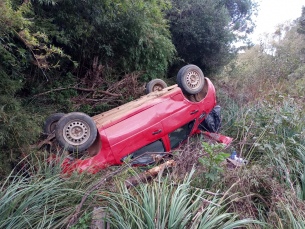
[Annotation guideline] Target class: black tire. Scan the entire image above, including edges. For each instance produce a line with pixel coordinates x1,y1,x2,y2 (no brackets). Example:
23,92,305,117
55,112,97,152
43,113,65,135
146,79,167,94
177,65,205,95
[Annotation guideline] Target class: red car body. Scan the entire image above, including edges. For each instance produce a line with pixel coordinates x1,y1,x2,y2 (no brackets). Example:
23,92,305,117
61,78,218,174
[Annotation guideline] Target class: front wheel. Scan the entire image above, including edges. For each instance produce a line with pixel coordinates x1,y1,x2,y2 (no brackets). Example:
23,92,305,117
43,113,65,136
55,112,97,152
177,65,205,95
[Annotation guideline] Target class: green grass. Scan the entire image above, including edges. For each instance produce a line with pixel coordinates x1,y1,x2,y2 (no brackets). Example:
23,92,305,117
102,169,262,229
0,152,101,228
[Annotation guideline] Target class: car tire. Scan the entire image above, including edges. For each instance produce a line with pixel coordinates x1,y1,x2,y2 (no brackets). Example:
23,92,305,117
177,65,205,95
55,112,97,152
146,79,167,94
43,113,65,135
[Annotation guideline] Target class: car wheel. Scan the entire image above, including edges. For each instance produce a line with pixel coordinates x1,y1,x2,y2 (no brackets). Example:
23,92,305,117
55,112,97,152
146,79,167,94
177,65,205,95
43,113,65,135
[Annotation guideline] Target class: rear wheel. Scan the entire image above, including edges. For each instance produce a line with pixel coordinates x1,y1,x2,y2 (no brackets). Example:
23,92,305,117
177,65,205,95
43,113,65,135
55,112,97,152
146,79,167,94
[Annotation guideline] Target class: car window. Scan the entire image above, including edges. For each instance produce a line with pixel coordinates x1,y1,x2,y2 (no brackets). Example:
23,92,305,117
169,120,196,149
121,139,165,165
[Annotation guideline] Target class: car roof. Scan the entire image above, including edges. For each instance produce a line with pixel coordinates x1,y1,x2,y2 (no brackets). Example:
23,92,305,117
92,84,180,129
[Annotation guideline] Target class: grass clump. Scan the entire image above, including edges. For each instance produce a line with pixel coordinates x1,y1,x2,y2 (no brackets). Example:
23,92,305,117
0,153,102,228
102,169,262,229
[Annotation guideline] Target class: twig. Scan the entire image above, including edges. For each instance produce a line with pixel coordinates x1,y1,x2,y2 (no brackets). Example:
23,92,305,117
198,197,221,207
75,87,122,97
33,87,122,97
33,87,67,96
192,195,221,222
164,181,224,196
28,134,55,149
125,160,175,189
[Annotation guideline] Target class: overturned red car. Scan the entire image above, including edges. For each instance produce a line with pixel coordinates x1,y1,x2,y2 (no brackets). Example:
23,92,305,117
43,65,228,174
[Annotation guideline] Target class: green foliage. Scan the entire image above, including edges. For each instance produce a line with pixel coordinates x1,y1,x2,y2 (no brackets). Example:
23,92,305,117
0,1,58,175
199,142,229,182
70,212,91,229
0,67,43,175
31,0,176,79
298,6,305,35
219,92,305,162
224,0,257,33
166,0,257,74
0,152,101,228
215,91,305,227
104,169,261,228
0,0,177,174
219,18,305,101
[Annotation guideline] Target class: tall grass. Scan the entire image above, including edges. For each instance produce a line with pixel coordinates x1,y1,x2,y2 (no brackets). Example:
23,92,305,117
3,91,305,228
215,90,305,228
0,153,100,228
102,169,262,229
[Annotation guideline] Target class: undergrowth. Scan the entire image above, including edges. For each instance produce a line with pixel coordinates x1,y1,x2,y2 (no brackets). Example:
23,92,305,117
212,89,305,228
2,88,305,228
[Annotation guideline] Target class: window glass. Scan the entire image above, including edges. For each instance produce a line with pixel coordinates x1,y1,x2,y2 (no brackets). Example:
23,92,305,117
121,139,165,165
169,120,196,149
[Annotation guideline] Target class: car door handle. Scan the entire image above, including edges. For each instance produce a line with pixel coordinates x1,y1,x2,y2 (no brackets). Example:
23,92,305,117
190,110,199,115
152,129,162,135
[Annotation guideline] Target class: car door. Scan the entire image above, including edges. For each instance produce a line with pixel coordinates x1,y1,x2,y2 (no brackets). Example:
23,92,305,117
160,102,199,136
104,105,165,163
120,138,166,165
167,119,197,150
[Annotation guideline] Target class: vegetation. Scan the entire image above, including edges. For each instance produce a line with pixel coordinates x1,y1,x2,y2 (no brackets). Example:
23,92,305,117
0,153,100,228
2,0,305,228
166,0,257,74
105,169,262,228
0,0,258,174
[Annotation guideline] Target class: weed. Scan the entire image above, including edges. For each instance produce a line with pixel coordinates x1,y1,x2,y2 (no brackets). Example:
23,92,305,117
198,142,229,183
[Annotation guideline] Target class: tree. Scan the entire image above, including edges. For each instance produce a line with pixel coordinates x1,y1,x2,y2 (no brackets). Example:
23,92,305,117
0,0,177,175
31,0,176,79
224,0,256,33
298,6,305,35
166,0,257,75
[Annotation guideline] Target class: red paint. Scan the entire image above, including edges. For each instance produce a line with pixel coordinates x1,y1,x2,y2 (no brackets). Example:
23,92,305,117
200,131,234,145
60,78,221,174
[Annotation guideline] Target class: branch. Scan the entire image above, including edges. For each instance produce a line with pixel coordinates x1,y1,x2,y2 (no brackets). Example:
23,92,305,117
125,160,175,189
198,196,221,207
162,182,223,196
0,17,49,81
33,87,122,97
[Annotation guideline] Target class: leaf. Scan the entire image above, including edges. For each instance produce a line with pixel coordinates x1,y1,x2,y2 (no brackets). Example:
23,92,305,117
198,158,205,165
202,142,210,148
219,153,230,158
205,173,215,181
